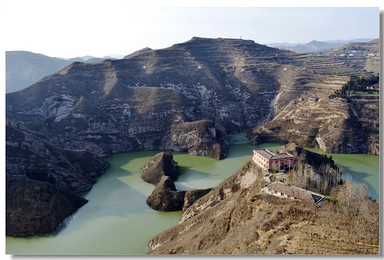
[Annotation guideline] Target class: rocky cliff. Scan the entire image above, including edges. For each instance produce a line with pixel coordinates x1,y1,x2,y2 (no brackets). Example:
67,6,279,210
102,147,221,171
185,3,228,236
349,95,380,155
244,39,379,155
143,152,212,211
142,152,179,185
146,176,186,211
147,154,379,254
6,121,110,237
5,37,379,241
6,174,88,237
246,78,379,155
6,125,109,193
8,37,378,161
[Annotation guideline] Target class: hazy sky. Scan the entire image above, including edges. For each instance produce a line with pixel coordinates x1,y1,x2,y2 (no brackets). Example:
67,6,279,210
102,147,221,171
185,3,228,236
1,1,381,58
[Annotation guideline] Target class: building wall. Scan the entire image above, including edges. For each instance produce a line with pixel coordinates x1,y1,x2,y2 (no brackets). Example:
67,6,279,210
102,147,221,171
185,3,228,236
269,158,296,171
253,150,296,171
252,151,269,169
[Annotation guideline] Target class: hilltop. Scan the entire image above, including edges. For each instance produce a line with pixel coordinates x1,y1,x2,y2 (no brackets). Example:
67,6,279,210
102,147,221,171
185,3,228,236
7,37,379,160
6,51,121,93
148,146,379,254
268,38,375,53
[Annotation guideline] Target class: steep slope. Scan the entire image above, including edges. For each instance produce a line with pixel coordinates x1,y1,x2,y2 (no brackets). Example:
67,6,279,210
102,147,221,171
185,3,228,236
6,125,109,192
5,51,114,93
6,61,228,158
349,95,380,155
6,37,296,158
147,156,379,254
6,37,378,159
289,39,379,76
246,74,380,154
6,174,88,237
6,125,109,237
324,39,380,75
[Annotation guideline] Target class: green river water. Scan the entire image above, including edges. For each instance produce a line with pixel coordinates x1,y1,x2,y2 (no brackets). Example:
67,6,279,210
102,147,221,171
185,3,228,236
6,136,379,255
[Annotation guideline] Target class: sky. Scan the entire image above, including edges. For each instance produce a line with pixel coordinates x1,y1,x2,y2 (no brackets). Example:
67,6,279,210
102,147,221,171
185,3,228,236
0,0,381,59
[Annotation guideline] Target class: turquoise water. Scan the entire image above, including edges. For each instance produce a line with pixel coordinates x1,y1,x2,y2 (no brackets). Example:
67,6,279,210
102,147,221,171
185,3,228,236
305,148,380,200
6,136,279,255
6,138,379,255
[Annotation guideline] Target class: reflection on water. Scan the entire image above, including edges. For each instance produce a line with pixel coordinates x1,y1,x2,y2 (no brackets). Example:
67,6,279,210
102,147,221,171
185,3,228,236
6,138,379,255
6,136,280,255
305,148,379,200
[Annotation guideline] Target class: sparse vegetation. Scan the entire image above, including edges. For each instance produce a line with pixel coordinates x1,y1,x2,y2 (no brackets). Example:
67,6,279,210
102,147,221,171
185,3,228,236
288,150,342,196
148,158,379,255
329,75,379,99
321,181,379,247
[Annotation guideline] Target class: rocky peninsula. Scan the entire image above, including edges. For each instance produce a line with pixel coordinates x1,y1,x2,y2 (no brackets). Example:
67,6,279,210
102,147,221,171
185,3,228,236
147,144,379,254
142,152,211,211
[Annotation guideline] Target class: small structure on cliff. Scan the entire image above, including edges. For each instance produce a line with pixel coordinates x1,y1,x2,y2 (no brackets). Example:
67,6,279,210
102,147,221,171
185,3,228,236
253,149,296,172
308,94,319,102
261,181,325,205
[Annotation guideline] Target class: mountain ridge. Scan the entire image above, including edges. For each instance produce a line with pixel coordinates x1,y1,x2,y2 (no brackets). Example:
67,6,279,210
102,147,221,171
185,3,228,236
5,36,379,237
267,38,376,53
7,37,379,158
6,51,123,93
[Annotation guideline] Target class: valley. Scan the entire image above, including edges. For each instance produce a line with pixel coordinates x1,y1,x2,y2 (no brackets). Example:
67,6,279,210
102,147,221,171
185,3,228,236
6,139,379,254
5,37,380,254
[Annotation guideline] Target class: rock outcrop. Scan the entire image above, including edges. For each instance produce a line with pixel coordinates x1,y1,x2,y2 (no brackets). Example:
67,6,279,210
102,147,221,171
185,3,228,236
143,153,212,211
146,176,186,211
141,152,179,185
170,120,229,159
146,176,212,212
246,86,379,154
349,95,380,155
183,189,213,211
6,125,109,193
7,37,378,161
6,174,88,237
6,125,109,237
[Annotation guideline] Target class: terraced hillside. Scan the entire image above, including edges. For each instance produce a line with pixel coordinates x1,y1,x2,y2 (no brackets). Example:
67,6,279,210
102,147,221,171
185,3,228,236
324,39,380,75
284,39,379,76
6,37,379,238
3,37,312,158
7,37,379,158
246,39,379,154
246,76,379,155
349,95,380,155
